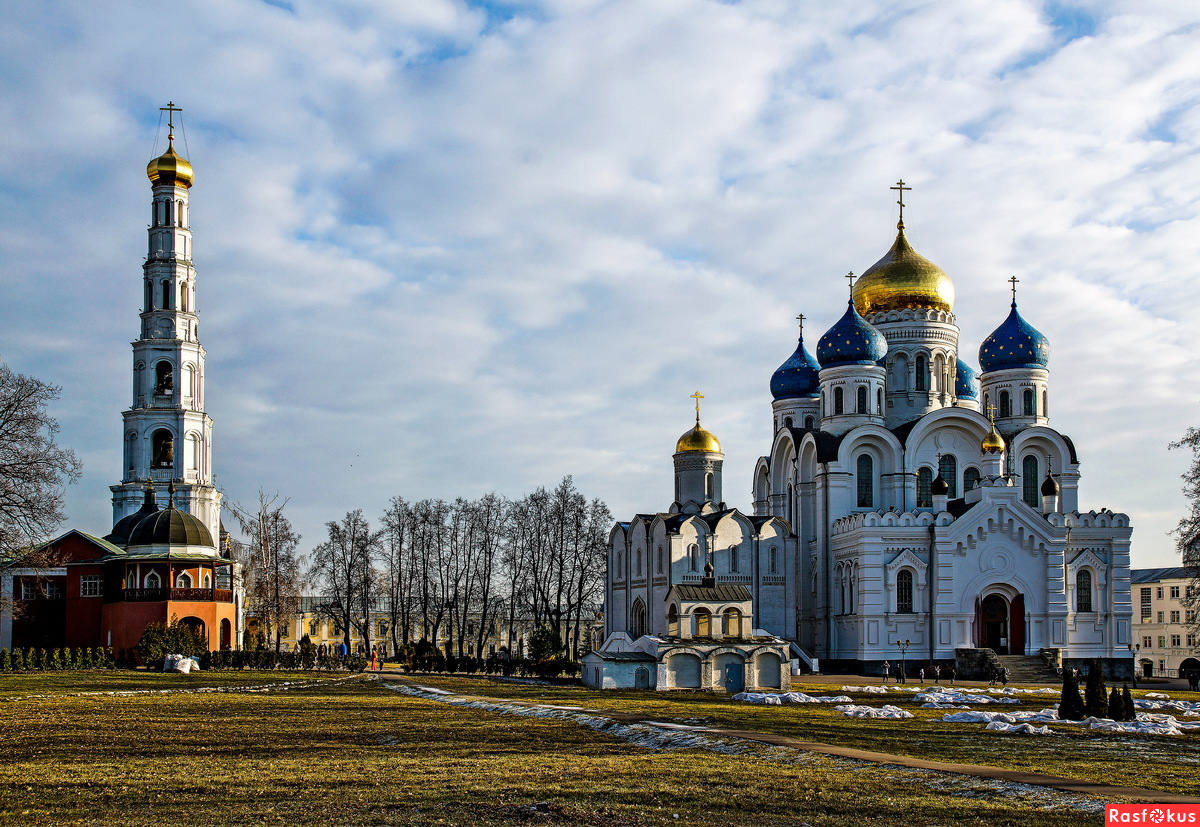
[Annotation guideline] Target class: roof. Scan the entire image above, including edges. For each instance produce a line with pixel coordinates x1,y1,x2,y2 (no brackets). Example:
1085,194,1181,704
669,583,753,602
1131,567,1196,584
127,506,214,548
586,651,657,662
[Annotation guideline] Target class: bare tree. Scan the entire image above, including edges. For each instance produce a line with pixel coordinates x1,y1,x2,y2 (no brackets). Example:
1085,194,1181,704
0,362,81,560
309,509,379,655
1171,428,1200,630
228,490,302,653
380,496,418,654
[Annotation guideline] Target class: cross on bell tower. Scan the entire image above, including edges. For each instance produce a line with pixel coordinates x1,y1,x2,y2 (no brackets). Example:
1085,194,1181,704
890,179,911,229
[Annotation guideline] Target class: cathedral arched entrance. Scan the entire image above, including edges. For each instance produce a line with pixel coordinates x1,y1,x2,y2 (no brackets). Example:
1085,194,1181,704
975,591,1026,655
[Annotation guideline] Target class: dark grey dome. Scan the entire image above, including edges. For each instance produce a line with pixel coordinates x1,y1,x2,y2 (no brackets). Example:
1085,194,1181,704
128,505,214,548
105,486,159,545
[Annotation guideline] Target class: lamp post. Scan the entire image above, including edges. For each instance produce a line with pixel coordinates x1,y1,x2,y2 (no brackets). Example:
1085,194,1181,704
1128,642,1140,688
896,639,911,683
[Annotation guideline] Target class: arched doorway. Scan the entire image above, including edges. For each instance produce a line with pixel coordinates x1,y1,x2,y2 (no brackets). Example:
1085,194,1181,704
179,616,206,647
220,618,232,650
980,594,1009,653
630,600,647,639
668,653,701,689
634,666,650,690
715,652,745,692
1140,659,1154,678
756,652,781,689
1180,658,1200,681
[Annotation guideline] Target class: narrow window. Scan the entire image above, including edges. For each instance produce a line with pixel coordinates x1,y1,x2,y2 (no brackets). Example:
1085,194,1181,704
915,354,927,391
730,545,739,573
145,281,153,311
176,571,192,589
999,390,1011,418
877,387,883,413
656,546,663,574
689,544,699,572
162,281,171,310
1077,570,1093,612
804,415,814,429
1022,455,1039,507
1042,390,1048,416
916,467,933,507
939,454,958,498
897,570,914,613
1023,388,1034,416
705,472,714,500
769,546,777,573
964,467,981,492
856,385,867,414
667,605,679,637
834,387,844,415
152,429,174,468
856,454,874,508
635,546,642,575
144,571,161,589
155,361,173,394
180,284,188,312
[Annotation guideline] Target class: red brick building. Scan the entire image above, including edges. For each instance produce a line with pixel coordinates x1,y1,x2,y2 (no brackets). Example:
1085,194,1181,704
1,487,237,654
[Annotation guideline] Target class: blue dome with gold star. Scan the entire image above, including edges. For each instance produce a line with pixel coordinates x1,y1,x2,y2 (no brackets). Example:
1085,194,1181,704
955,358,978,399
771,333,820,399
817,300,887,369
979,301,1050,372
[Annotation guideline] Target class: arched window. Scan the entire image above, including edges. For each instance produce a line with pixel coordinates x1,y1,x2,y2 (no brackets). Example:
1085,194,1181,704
201,571,212,588
161,281,171,310
897,569,914,613
1076,570,1093,613
933,354,945,393
705,472,714,500
144,571,161,590
729,544,739,573
1022,455,1039,507
999,390,1011,418
820,390,826,415
630,600,647,638
145,280,153,311
784,416,792,429
915,354,927,391
768,546,778,573
667,604,679,637
155,361,173,395
180,284,188,312
614,549,622,574
848,568,855,612
1023,388,1034,416
176,571,193,589
688,544,699,572
856,454,874,508
916,467,933,507
877,387,883,413
939,454,958,498
1042,390,1048,416
834,387,844,415
856,385,868,414
723,608,742,638
152,429,174,468
890,353,908,390
635,546,642,575
983,393,989,415
656,546,663,574
694,608,712,637
804,415,814,429
964,467,981,492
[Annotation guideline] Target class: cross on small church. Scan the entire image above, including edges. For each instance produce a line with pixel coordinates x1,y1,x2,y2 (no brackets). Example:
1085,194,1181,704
890,179,912,227
160,101,182,138
795,313,805,336
690,390,703,424
845,271,855,297
1008,275,1020,303
986,400,998,421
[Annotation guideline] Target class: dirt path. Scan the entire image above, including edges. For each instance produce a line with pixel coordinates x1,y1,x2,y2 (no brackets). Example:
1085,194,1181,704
383,676,1199,805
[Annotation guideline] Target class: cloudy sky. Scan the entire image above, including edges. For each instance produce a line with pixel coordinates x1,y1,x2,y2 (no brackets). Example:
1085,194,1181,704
1,0,1196,566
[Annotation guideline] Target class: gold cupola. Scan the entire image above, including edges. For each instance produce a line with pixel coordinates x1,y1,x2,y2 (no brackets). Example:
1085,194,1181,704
981,417,1005,454
146,102,192,188
147,136,193,188
852,226,953,316
675,391,722,454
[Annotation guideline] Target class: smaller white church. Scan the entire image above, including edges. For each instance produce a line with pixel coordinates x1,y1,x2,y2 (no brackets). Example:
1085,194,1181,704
582,394,796,692
588,185,1134,690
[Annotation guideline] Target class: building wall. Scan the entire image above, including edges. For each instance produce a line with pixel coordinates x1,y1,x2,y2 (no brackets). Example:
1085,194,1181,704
1132,574,1199,677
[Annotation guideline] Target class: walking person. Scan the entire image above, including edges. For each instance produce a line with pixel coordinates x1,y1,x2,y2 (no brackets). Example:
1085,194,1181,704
932,664,941,685
370,647,378,672
947,664,956,686
918,666,925,684
881,660,891,685
1000,666,1009,687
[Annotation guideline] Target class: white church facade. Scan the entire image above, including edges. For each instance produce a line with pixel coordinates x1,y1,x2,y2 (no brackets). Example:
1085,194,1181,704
588,187,1133,689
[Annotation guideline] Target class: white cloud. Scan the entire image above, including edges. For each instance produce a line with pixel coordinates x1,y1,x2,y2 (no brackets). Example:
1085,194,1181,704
0,0,1196,564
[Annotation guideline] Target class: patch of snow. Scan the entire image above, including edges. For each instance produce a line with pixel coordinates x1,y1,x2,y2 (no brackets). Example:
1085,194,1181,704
984,720,1055,736
834,704,914,719
915,690,1020,706
1144,692,1171,699
732,691,853,705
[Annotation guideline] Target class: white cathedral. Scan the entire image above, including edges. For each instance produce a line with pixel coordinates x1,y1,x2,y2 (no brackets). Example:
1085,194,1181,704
585,189,1133,692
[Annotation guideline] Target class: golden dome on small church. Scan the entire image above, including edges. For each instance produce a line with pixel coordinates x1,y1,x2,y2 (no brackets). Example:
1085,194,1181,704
676,423,721,454
981,420,1005,454
147,137,193,188
675,391,722,454
852,226,953,315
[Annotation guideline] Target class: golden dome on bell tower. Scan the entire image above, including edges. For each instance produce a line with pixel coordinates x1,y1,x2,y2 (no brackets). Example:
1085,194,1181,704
146,101,193,188
851,180,954,316
675,391,722,454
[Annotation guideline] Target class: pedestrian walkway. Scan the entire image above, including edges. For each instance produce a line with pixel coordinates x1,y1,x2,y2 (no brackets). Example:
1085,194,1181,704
383,677,1200,805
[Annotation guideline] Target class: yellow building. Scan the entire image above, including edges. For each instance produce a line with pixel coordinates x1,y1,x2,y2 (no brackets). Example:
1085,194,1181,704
1131,567,1199,678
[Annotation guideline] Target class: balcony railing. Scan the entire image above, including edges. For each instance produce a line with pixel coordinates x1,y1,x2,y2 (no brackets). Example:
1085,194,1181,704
120,588,234,603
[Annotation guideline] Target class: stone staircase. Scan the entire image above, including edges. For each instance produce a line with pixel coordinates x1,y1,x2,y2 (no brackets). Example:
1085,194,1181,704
995,654,1060,684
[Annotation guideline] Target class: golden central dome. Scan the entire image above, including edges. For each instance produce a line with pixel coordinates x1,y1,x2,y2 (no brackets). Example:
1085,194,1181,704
147,138,193,188
676,423,721,454
853,226,953,315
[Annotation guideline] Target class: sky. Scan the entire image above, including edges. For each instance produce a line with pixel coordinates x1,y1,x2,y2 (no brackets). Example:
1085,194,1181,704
0,0,1197,567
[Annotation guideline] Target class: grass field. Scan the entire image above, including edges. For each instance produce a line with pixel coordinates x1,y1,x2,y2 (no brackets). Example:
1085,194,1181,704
0,670,1117,825
405,675,1200,798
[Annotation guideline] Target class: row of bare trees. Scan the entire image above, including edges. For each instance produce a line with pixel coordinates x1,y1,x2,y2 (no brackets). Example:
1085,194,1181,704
237,477,611,660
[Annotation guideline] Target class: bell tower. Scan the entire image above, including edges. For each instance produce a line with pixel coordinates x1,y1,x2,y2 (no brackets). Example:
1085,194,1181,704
109,103,221,543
